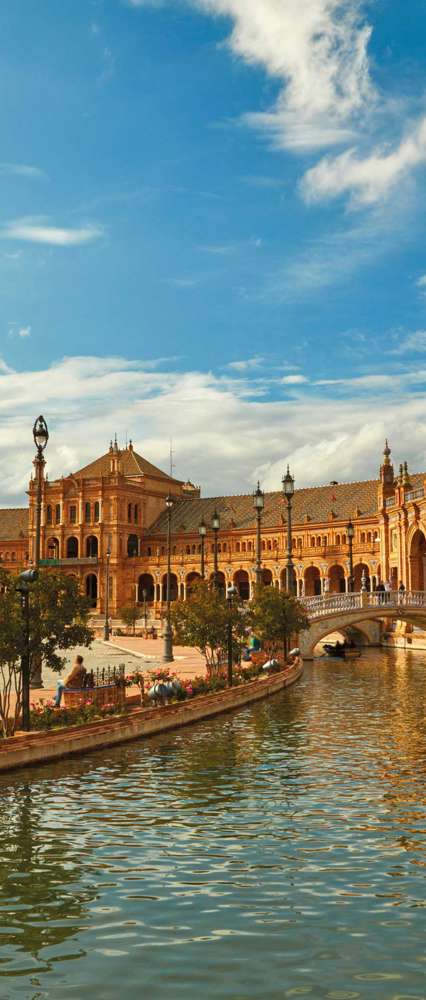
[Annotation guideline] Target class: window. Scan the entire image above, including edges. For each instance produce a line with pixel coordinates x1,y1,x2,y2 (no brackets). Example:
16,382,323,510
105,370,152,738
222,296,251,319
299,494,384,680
55,504,61,524
236,542,241,553
128,503,132,523
94,502,100,523
361,532,366,544
223,542,227,551
186,545,190,554
11,552,15,561
311,537,315,547
297,538,302,548
336,534,341,545
367,532,372,543
242,542,246,552
317,537,321,547
85,502,91,523
147,547,152,557
46,505,52,525
134,504,138,524
342,534,346,545
69,505,77,524
248,541,252,552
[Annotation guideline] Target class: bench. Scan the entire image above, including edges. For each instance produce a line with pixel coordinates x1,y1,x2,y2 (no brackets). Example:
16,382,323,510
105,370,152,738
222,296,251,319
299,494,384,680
63,684,126,710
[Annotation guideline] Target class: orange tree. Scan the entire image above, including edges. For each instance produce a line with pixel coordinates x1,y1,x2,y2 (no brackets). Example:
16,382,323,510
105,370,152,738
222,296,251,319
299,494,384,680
249,586,309,661
170,580,247,675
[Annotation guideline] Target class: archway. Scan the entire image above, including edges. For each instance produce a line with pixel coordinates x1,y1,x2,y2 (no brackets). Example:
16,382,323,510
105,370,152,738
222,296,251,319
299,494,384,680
47,537,59,559
262,568,273,586
186,571,201,596
304,566,321,597
85,574,98,607
329,564,345,594
162,573,178,602
86,535,98,558
410,529,426,590
66,537,79,559
234,569,250,601
127,534,139,557
354,562,370,591
138,573,154,602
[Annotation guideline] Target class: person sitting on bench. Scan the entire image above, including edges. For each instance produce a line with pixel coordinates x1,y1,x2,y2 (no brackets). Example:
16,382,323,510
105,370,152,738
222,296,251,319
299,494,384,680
54,655,88,707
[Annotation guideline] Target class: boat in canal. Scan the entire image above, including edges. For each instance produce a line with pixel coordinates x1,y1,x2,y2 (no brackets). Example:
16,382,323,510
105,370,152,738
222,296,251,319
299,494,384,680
323,642,361,659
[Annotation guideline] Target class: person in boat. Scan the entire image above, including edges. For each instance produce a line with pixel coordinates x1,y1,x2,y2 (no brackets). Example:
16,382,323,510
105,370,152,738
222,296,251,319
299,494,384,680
54,655,88,707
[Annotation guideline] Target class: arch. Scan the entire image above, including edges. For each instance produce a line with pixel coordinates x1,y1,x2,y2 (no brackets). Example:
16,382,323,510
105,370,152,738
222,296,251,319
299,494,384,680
86,535,98,558
138,573,154,602
262,568,273,586
304,565,321,596
234,569,250,601
328,564,346,594
162,572,178,602
353,562,370,591
209,571,226,596
127,534,139,557
47,536,60,559
186,571,201,595
85,573,98,607
409,528,426,591
66,536,79,558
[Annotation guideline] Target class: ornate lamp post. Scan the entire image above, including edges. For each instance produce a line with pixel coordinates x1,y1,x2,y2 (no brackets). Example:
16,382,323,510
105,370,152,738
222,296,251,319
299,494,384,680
226,583,238,688
30,416,48,688
282,465,296,595
142,587,148,629
253,482,264,589
212,510,220,588
347,519,355,593
199,518,207,579
163,495,174,662
103,545,111,640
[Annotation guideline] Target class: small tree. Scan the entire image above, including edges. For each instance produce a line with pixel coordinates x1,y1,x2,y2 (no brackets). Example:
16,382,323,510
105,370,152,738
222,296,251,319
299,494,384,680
120,605,139,634
171,580,247,675
0,570,94,736
249,586,309,662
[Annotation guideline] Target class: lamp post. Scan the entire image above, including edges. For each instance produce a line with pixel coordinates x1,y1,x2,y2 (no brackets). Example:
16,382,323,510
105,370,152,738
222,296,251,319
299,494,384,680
282,465,296,595
30,417,48,688
347,519,355,593
163,494,174,662
212,510,220,589
226,583,238,688
199,518,207,579
253,482,264,590
103,545,111,640
16,569,39,731
142,587,148,629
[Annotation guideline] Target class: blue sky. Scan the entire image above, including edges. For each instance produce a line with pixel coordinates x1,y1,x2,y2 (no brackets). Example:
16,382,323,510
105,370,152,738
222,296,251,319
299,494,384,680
2,0,426,504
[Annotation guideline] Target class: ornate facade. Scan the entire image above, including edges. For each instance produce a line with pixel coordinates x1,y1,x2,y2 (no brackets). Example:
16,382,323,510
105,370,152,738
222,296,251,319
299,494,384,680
1,439,426,616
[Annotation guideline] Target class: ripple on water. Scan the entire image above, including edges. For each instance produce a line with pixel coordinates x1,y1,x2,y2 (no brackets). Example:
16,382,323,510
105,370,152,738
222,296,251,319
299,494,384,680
0,649,425,999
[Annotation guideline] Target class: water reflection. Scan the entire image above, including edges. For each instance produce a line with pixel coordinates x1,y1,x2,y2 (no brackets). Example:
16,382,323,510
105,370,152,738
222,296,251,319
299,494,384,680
0,648,425,999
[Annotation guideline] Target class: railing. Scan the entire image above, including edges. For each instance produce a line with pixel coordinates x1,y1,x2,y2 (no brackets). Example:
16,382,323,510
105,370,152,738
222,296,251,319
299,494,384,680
405,487,424,502
303,590,426,620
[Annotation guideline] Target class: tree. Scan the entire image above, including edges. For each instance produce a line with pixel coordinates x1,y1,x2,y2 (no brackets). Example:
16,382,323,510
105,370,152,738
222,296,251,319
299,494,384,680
171,580,247,674
249,586,309,662
0,570,94,736
119,605,139,634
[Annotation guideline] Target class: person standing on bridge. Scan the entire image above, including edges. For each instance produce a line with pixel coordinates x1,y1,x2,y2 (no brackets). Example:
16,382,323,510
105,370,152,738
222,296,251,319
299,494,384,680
376,581,385,604
398,581,406,605
384,579,391,604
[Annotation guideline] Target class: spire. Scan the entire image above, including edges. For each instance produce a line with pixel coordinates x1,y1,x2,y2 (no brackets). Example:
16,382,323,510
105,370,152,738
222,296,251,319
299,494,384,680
113,433,119,454
383,439,391,466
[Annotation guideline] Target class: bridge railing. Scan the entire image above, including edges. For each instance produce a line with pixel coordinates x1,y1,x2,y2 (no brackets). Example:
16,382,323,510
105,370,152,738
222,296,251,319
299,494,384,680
303,590,426,620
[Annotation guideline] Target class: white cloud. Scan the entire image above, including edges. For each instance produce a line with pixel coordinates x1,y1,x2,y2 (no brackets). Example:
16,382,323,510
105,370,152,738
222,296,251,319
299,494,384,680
7,324,31,340
391,330,426,355
163,277,199,288
282,374,308,385
302,118,426,206
0,219,103,246
0,163,47,180
1,353,426,506
227,356,264,372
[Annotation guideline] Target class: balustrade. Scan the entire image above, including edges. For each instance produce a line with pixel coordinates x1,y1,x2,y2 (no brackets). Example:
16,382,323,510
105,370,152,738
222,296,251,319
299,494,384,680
304,590,426,620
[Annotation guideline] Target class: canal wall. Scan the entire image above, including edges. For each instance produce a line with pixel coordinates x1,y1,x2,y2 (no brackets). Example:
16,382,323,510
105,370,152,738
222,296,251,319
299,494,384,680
0,661,303,774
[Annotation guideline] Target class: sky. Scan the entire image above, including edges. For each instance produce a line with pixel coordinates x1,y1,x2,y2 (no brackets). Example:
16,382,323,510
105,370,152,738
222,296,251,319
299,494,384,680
2,0,426,504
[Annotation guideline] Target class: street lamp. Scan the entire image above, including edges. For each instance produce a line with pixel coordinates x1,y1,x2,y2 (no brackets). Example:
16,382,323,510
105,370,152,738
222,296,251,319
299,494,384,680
226,583,238,688
32,416,49,569
163,495,174,662
16,569,39,731
347,519,355,593
104,545,111,640
212,509,220,589
199,518,207,579
253,482,264,589
142,587,148,629
282,465,296,595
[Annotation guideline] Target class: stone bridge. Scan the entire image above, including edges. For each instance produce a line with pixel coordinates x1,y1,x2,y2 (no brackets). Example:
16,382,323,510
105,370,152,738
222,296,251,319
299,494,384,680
300,591,426,659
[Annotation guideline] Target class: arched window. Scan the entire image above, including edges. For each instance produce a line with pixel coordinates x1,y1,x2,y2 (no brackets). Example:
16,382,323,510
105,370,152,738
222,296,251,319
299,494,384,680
297,538,302,548
342,534,346,545
317,536,321,547
191,545,196,554
134,504,139,524
336,534,341,545
242,542,246,552
46,505,52,525
367,532,372,543
361,532,366,544
55,504,61,524
236,542,241,553
66,537,79,558
86,536,98,558
218,543,222,552
223,541,227,551
248,541,252,552
128,503,132,523
11,552,16,561
186,545,190,555
85,574,98,608
147,547,152,557
94,502,100,523
85,502,91,523
311,537,315,547
69,505,77,524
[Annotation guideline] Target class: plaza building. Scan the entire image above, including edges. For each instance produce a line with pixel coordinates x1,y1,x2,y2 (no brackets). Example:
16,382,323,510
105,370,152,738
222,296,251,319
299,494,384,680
1,438,426,617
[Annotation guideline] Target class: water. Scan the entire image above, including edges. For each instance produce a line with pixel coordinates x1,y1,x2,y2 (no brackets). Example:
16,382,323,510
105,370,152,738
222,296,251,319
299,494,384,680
1,647,425,1000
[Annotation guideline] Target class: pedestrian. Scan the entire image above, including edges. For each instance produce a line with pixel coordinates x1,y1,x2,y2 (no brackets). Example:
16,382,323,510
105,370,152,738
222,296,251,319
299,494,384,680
54,654,87,707
376,581,385,604
398,580,405,605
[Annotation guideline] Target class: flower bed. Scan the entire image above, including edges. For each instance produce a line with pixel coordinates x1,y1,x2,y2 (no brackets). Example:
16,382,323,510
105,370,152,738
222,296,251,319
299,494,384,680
30,698,127,731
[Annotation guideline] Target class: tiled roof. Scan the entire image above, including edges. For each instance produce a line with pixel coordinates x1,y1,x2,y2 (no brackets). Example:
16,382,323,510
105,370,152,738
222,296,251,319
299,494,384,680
147,473,425,536
0,508,29,540
72,446,182,484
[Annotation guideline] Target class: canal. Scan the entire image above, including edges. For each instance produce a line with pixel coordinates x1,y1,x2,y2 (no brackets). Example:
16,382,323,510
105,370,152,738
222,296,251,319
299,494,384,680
0,647,425,999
